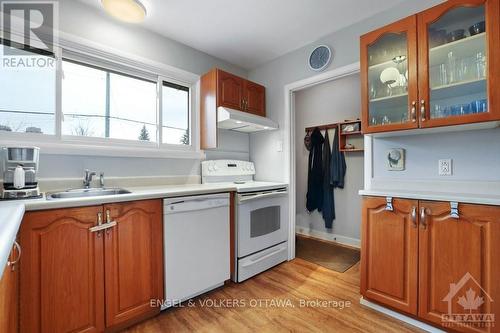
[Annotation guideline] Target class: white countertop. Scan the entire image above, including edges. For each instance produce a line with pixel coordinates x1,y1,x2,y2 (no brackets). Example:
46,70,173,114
23,183,238,211
0,203,25,277
0,183,239,274
359,189,500,206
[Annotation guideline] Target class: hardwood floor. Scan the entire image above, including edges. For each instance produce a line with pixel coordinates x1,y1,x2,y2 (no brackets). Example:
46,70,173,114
122,258,421,333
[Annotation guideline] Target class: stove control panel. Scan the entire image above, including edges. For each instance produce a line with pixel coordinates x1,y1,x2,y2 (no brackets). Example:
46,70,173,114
202,160,255,177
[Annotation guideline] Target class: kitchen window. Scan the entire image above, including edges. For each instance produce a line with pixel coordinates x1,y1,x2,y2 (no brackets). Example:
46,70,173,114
0,40,198,157
0,40,56,135
62,60,158,142
162,81,190,145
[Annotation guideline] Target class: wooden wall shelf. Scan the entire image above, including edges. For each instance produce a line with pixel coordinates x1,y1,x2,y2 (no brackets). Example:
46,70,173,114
305,119,364,153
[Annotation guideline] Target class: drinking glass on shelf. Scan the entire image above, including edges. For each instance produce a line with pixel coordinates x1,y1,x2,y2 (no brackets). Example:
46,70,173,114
457,58,471,83
446,51,456,84
439,64,447,86
369,83,377,99
432,104,442,118
480,99,488,112
476,52,486,79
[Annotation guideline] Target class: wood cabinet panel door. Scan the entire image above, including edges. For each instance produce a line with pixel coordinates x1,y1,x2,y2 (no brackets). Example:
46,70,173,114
360,15,419,134
244,81,266,116
361,197,419,315
418,201,500,333
20,207,105,333
417,0,500,128
492,0,500,118
104,200,164,328
0,244,20,333
217,70,244,110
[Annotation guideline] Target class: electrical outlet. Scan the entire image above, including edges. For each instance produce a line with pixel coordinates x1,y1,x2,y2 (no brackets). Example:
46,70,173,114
439,159,452,176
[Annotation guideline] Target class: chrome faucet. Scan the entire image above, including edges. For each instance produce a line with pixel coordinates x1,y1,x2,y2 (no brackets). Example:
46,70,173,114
83,169,96,189
99,172,105,188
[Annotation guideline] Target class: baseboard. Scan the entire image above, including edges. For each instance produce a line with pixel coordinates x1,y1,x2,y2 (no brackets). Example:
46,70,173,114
360,297,445,333
295,226,360,248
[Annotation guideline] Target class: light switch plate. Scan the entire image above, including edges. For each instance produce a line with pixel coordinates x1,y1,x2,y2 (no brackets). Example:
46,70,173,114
276,140,283,152
438,159,452,176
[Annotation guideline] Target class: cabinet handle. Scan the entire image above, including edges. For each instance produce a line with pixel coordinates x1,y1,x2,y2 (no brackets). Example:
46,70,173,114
7,241,21,271
411,206,417,228
420,100,426,122
410,101,417,122
105,209,116,235
450,202,459,219
96,212,103,237
420,207,427,229
89,221,116,233
90,211,116,233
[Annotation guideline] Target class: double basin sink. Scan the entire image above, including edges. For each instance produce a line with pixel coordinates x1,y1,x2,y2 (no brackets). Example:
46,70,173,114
47,188,131,200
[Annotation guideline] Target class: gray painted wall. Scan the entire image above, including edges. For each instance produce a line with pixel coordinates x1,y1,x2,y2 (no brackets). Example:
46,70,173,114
295,74,363,240
248,0,444,182
25,129,249,179
372,129,500,182
1,1,250,180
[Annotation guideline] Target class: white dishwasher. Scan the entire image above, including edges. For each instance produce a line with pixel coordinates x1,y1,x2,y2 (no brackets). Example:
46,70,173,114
162,193,230,309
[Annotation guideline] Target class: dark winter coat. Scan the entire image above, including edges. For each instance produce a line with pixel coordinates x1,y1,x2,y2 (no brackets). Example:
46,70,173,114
306,128,324,212
331,127,347,189
322,130,335,228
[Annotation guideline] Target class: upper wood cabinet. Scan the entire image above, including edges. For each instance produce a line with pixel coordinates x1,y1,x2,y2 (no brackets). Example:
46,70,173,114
362,196,500,333
418,201,500,332
200,68,266,149
361,196,419,315
19,200,163,333
361,0,500,134
217,70,245,110
104,200,164,329
361,16,420,133
244,81,266,117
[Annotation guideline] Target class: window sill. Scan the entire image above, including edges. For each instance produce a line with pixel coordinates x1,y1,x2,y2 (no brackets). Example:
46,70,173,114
0,138,205,159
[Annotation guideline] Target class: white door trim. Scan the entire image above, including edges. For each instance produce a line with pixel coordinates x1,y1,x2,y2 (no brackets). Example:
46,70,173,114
283,62,361,260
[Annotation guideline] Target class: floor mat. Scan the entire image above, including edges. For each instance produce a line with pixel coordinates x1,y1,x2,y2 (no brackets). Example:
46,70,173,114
295,235,360,273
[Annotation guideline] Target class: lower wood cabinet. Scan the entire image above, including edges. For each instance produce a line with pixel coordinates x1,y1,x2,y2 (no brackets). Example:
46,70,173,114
104,200,163,329
19,200,163,333
418,201,500,332
362,197,500,333
361,197,418,315
0,243,20,333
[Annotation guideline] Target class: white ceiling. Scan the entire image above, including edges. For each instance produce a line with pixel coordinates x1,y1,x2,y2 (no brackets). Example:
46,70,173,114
79,0,407,69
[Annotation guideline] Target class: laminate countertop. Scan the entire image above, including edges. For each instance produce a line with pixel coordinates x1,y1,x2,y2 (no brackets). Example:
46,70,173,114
359,189,500,206
0,203,25,276
0,183,238,276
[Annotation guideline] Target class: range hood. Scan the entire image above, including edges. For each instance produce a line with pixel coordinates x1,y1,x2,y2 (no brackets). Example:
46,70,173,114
217,107,279,133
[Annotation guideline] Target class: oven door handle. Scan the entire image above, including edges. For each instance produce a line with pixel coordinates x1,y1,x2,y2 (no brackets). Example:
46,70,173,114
240,245,287,267
238,190,288,203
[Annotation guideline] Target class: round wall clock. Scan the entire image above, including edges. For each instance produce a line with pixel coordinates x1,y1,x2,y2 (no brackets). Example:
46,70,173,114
308,45,332,71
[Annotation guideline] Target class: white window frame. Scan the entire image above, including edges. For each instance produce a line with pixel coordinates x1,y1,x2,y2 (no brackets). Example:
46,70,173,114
0,35,203,159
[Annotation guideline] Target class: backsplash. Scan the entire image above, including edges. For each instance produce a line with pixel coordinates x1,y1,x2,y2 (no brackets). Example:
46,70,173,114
372,127,500,181
0,130,250,181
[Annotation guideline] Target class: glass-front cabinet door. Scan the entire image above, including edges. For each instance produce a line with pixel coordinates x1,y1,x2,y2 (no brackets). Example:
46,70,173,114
361,16,419,134
418,0,500,128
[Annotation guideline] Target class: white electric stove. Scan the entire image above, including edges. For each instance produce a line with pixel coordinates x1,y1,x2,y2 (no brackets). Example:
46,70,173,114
202,160,289,282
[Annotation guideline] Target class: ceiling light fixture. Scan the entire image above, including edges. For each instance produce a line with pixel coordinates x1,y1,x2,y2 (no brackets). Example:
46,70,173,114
101,0,147,23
